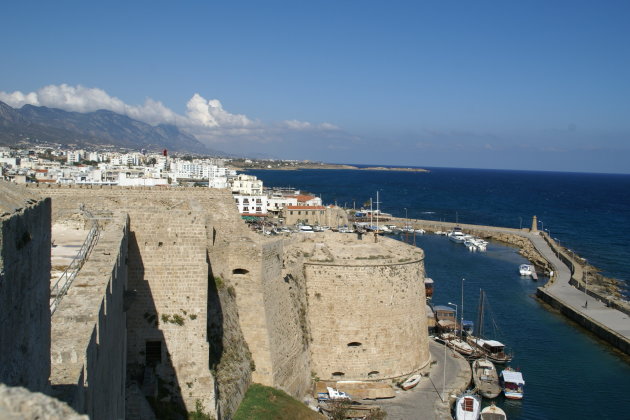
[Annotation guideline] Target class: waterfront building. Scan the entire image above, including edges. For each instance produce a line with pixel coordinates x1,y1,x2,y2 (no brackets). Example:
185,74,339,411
234,194,268,216
230,174,263,195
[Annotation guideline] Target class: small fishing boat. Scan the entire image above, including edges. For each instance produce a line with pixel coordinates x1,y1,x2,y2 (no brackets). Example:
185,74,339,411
472,358,501,399
455,391,481,420
400,374,422,390
519,264,534,276
467,337,512,364
480,403,507,420
500,368,525,399
443,333,475,356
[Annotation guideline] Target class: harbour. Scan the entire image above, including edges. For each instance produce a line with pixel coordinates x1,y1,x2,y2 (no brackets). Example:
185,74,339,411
249,166,630,419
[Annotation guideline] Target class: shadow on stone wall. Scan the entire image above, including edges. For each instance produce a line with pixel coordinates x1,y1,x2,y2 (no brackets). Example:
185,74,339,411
126,232,187,420
207,258,253,419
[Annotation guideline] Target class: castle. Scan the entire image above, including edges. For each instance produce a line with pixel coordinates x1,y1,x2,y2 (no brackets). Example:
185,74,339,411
0,181,430,419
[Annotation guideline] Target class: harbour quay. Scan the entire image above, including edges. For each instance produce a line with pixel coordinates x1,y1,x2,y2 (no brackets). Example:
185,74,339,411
383,215,630,357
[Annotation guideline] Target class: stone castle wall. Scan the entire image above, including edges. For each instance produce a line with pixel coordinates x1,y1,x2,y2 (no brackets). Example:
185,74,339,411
49,214,128,420
0,181,51,392
304,235,430,381
125,209,215,412
14,184,431,418
225,237,312,397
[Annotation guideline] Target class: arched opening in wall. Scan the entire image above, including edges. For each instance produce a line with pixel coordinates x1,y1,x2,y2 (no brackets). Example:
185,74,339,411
232,268,249,275
331,372,345,378
347,342,362,347
368,371,380,378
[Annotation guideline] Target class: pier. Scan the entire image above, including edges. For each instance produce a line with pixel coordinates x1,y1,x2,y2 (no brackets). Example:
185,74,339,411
385,217,630,356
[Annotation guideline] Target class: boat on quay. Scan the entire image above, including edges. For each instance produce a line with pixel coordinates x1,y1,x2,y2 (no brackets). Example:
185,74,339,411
500,368,525,400
399,373,422,390
480,403,507,420
472,358,501,399
455,391,481,420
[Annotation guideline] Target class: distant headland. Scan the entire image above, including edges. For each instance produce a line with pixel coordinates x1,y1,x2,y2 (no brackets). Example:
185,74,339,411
229,159,430,172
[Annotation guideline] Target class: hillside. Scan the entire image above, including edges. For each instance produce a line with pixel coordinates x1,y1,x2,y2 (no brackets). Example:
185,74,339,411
0,101,220,155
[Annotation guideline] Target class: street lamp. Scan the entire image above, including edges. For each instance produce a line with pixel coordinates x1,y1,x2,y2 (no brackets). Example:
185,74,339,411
538,220,544,233
519,217,523,230
447,302,458,335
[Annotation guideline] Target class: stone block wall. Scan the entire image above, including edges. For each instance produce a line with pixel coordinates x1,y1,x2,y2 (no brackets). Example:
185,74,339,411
0,181,51,392
49,214,128,420
226,237,312,398
305,243,430,381
126,209,214,413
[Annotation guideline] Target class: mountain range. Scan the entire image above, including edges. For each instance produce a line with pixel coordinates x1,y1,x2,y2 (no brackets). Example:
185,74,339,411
0,100,219,155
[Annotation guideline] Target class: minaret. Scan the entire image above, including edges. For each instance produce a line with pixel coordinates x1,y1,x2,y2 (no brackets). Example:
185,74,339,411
531,215,538,232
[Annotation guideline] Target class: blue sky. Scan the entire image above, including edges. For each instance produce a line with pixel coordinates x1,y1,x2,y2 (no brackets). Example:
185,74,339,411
1,1,629,173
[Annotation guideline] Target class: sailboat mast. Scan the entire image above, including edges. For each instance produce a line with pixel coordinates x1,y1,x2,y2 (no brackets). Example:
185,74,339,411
479,290,485,338
460,278,465,339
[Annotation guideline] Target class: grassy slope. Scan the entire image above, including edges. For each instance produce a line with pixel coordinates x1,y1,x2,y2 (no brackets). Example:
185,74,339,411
233,383,325,420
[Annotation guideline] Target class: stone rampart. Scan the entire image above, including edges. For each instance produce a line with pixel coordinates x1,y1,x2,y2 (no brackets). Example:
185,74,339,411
34,185,255,417
0,181,51,392
49,213,128,420
225,236,312,397
304,234,430,381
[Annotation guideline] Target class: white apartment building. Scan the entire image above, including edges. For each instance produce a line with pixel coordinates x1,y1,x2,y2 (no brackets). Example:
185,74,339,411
230,174,263,195
234,194,268,215
66,150,84,164
267,194,298,212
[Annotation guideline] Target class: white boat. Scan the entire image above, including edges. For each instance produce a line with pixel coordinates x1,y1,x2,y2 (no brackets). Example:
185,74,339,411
400,374,422,390
480,404,507,420
448,227,466,243
500,368,525,399
472,358,501,399
519,264,534,276
325,386,352,401
414,228,425,234
442,333,475,356
455,392,481,420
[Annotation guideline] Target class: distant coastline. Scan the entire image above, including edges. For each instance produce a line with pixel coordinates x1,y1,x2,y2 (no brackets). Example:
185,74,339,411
231,162,430,173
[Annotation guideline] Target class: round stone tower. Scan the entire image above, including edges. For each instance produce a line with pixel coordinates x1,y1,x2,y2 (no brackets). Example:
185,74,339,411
303,233,430,381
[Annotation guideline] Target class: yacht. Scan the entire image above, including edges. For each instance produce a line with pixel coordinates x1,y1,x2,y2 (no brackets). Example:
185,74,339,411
519,264,534,276
448,227,466,243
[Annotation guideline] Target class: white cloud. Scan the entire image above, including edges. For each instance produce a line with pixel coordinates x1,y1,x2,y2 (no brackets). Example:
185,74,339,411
0,84,340,145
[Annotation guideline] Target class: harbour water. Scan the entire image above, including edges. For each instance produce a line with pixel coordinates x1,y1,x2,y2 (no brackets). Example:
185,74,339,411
248,167,630,419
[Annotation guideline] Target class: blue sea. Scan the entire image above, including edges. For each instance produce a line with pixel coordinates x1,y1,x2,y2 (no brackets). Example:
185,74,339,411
247,167,630,420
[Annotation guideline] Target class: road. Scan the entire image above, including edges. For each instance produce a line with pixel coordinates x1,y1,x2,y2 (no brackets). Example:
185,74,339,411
378,341,471,420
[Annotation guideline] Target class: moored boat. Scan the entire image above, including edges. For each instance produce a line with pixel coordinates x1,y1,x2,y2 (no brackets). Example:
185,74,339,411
480,403,507,420
472,358,501,399
455,391,481,420
443,333,475,356
467,337,512,364
500,368,525,399
400,374,422,390
519,264,534,276
448,227,466,243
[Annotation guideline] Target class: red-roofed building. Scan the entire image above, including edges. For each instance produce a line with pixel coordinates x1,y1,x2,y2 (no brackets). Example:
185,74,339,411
296,195,322,206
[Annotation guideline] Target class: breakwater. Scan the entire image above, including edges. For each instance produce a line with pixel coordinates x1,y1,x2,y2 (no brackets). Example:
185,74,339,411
386,216,630,356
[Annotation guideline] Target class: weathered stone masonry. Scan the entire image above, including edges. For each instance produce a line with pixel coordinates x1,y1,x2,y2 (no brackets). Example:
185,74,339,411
0,182,51,393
